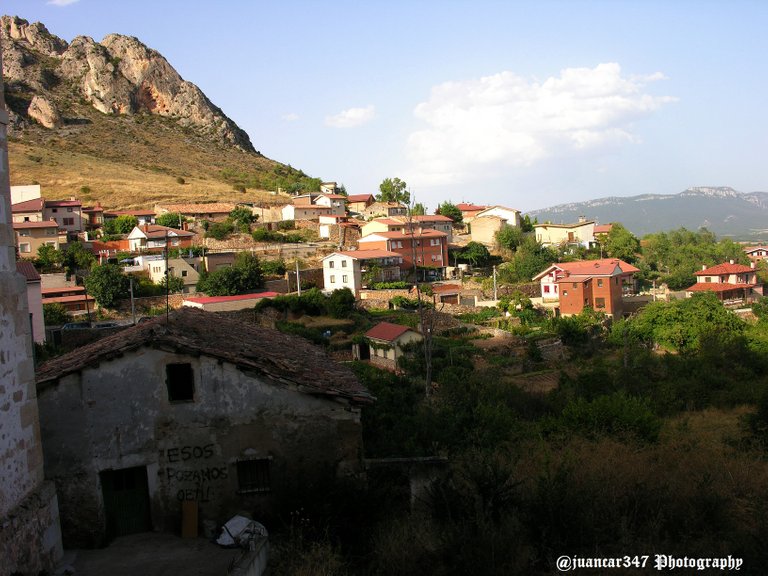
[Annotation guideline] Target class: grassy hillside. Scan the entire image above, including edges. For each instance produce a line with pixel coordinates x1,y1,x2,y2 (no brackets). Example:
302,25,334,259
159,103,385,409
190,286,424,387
7,101,315,209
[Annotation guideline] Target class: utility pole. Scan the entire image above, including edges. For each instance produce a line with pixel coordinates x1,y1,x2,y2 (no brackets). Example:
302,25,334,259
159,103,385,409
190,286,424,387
493,265,498,301
295,259,301,295
129,276,136,325
165,231,170,323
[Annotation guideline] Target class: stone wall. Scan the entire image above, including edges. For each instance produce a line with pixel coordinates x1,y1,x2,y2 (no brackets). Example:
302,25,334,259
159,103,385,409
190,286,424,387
113,293,185,315
0,48,63,575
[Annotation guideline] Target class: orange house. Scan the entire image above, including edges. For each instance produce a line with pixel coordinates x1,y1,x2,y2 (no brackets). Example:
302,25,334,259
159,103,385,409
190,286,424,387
357,229,448,279
534,258,639,317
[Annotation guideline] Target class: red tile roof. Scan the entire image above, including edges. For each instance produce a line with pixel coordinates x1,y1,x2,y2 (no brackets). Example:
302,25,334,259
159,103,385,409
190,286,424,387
16,260,41,282
43,286,86,295
13,220,58,229
184,292,279,304
46,199,82,207
558,258,639,275
327,250,401,260
105,210,156,217
431,283,461,294
137,224,194,238
360,229,447,240
456,203,487,211
694,262,754,275
12,198,44,212
411,214,454,223
43,294,95,304
686,282,756,293
365,321,413,342
36,307,372,404
594,224,613,234
347,194,375,203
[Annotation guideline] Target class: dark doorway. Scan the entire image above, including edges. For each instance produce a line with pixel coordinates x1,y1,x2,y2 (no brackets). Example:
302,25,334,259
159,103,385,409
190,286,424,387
100,466,152,540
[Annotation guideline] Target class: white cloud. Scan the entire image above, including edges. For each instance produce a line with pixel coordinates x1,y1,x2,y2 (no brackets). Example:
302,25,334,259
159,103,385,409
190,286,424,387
47,0,80,6
406,63,677,186
325,105,376,128
281,113,300,122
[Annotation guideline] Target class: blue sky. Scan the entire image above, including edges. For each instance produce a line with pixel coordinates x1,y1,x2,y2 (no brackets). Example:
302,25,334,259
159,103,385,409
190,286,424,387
4,0,768,212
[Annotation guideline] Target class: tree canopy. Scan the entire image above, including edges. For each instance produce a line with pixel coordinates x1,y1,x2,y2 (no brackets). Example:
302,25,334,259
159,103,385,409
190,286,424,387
436,201,463,223
103,215,138,236
411,203,427,216
196,252,264,296
377,177,410,205
85,263,129,308
600,223,640,263
155,212,188,229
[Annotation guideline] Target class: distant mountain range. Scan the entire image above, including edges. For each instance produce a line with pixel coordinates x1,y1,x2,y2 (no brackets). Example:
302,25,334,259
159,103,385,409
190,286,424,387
527,187,768,240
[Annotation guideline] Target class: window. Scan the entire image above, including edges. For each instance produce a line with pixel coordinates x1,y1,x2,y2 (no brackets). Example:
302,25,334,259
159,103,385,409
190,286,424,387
23,216,29,222
563,290,569,297
63,218,74,226
705,277,711,283
341,260,347,268
46,229,55,236
330,275,336,283
573,283,578,288
19,242,31,253
597,279,603,287
181,270,188,277
343,275,348,283
67,207,73,212
18,230,30,237
166,363,194,402
237,458,271,493
52,208,58,213
544,285,550,294
595,297,606,309
329,261,335,268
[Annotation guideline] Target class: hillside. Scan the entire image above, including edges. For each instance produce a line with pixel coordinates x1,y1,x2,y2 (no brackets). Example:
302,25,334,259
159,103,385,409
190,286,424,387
528,187,768,240
1,15,317,208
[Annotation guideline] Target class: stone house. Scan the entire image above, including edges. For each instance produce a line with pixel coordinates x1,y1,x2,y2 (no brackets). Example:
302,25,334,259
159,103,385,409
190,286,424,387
35,308,372,547
360,321,423,372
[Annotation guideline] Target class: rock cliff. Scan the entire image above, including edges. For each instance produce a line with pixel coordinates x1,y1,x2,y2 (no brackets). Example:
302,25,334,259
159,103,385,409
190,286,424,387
1,15,255,152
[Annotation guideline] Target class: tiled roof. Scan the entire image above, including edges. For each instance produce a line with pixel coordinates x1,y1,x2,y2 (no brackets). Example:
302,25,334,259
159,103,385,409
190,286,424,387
321,194,347,200
431,283,461,294
686,282,756,293
347,194,374,203
13,220,58,229
411,215,454,223
533,258,639,281
326,250,401,260
43,286,85,295
46,199,82,207
456,203,487,211
365,321,412,342
160,203,236,214
184,292,279,304
137,224,194,238
36,307,372,404
694,262,754,275
43,295,95,304
558,258,639,275
360,229,447,240
535,220,595,229
744,246,768,253
594,224,613,234
11,198,44,212
16,260,41,282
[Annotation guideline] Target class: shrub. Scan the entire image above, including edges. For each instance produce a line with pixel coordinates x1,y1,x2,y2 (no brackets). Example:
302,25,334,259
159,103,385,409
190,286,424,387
176,176,186,185
43,303,69,326
205,221,235,240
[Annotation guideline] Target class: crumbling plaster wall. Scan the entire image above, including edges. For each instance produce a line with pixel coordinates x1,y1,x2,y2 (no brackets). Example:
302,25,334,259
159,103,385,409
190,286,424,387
38,347,363,547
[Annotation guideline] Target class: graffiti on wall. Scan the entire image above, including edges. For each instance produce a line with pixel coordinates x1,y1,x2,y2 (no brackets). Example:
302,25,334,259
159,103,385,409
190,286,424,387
160,444,228,502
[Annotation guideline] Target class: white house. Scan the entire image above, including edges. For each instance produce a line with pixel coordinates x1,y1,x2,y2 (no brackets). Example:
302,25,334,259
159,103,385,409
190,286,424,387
322,250,403,296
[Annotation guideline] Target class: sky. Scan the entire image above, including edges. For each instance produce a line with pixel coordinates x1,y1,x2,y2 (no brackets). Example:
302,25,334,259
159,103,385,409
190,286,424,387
4,0,768,213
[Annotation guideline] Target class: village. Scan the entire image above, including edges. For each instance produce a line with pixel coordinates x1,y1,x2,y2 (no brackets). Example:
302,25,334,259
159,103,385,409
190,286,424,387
5,10,768,575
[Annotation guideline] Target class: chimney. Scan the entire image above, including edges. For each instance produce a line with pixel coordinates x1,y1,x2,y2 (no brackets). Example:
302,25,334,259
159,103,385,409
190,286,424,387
702,265,707,270
729,259,735,265
578,215,586,223
751,261,756,269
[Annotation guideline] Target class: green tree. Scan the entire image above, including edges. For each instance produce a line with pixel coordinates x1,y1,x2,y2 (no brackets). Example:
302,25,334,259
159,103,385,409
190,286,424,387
229,206,257,229
459,242,491,266
327,288,356,318
436,201,463,223
411,203,427,216
62,242,96,276
377,177,410,205
337,183,348,197
497,237,557,283
196,252,263,296
103,215,138,235
85,263,129,308
520,214,536,233
601,223,640,263
36,244,63,270
43,302,69,326
155,212,188,229
495,224,525,252
160,274,185,293
205,221,235,240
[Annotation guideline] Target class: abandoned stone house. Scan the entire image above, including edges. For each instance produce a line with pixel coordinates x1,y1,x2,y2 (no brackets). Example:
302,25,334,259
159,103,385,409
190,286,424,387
35,308,373,547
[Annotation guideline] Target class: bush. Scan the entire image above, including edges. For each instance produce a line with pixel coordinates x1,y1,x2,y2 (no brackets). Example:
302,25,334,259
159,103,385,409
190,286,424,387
205,221,235,240
369,281,409,290
43,302,69,326
261,259,287,276
176,176,186,185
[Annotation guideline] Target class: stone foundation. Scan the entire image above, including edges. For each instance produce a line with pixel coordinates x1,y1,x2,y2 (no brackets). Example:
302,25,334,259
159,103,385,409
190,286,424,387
0,481,63,576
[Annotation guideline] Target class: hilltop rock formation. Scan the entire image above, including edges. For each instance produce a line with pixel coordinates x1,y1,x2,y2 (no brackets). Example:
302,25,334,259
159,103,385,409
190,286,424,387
1,15,255,152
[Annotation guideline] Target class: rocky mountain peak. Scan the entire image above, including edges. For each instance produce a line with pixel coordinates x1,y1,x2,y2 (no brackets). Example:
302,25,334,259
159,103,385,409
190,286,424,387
1,15,255,152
